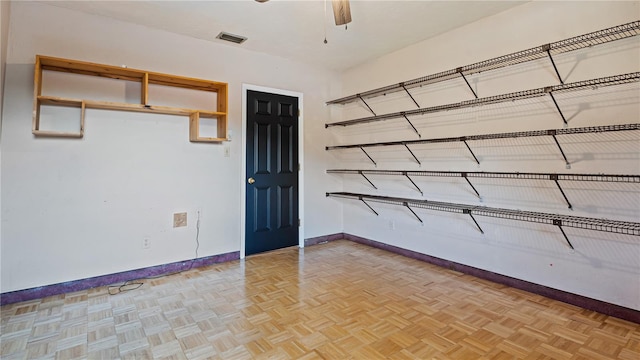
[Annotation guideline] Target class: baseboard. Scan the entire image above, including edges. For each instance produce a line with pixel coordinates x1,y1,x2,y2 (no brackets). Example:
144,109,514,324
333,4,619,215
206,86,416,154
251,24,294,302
305,232,639,324
4,234,638,324
0,251,240,306
304,232,345,247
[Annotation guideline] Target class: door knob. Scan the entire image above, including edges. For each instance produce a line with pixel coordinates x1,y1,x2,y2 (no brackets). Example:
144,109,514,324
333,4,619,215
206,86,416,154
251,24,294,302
248,177,255,184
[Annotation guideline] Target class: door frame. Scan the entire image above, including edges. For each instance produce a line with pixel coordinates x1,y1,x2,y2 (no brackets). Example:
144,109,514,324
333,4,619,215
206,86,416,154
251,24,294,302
241,84,304,259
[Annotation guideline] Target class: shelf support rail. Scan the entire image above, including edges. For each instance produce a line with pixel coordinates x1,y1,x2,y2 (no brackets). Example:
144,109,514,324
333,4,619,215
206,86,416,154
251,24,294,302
461,138,481,165
543,44,564,85
457,67,478,99
404,202,424,223
358,95,377,116
553,219,575,249
360,146,377,166
404,143,422,165
403,172,424,196
402,112,422,138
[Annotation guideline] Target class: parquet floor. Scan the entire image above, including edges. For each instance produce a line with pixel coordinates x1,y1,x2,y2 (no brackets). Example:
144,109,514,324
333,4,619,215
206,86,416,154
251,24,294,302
1,240,639,359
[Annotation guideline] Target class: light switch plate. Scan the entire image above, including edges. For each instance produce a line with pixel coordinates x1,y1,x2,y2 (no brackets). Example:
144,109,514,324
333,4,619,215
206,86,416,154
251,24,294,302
173,212,187,227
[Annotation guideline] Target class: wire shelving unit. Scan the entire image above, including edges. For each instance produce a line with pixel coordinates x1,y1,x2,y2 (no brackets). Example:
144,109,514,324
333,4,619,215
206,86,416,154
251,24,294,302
326,192,640,249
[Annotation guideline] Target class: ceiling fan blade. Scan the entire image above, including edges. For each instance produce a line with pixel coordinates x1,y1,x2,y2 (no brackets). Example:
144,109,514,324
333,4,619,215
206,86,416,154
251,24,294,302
332,0,352,26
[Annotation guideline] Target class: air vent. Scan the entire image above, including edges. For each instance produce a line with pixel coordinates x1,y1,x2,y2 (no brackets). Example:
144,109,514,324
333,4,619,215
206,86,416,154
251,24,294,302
216,32,247,44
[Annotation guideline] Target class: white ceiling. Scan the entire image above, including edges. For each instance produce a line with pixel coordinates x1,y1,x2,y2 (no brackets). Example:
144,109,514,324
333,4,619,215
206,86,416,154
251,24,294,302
44,0,527,72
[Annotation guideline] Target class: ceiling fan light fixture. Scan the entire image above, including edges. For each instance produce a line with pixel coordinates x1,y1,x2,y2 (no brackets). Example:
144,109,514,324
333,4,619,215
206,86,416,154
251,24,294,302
332,0,352,27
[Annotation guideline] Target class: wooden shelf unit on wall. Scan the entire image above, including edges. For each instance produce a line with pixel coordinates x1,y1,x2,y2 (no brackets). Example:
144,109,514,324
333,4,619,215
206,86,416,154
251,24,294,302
32,55,229,142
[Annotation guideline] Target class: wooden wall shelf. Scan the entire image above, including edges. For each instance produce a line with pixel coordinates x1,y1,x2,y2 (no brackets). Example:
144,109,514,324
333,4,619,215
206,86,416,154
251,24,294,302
32,55,228,142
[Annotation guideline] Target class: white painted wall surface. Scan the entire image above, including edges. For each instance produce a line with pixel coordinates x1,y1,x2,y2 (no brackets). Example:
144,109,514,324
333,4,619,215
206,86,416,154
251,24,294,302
0,0,11,293
334,1,640,309
1,2,343,292
0,1,9,118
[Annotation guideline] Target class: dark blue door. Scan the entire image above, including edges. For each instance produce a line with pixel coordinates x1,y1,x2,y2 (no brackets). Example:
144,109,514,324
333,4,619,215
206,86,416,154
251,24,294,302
246,90,299,255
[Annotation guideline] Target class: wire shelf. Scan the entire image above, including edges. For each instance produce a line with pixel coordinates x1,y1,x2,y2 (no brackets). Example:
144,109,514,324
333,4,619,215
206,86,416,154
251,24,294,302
326,123,640,150
326,21,640,105
326,73,640,128
326,192,640,236
327,169,640,183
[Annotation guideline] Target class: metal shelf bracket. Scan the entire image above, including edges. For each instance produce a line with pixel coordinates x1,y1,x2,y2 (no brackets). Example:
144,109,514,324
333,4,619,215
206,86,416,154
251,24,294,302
358,94,377,116
402,112,422,138
462,138,481,165
547,130,571,167
543,44,564,84
457,67,478,99
461,173,481,198
463,209,484,234
403,202,424,223
404,143,422,165
360,146,377,166
358,171,378,189
401,83,421,108
360,196,379,216
553,219,575,249
403,172,424,196
550,174,573,210
545,86,568,125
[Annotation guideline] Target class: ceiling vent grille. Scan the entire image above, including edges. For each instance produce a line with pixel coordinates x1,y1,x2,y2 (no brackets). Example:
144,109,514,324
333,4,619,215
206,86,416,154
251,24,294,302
216,32,247,44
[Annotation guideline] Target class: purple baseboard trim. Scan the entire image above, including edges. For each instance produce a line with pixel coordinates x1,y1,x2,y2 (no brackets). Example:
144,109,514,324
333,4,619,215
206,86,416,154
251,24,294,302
0,251,240,306
343,233,640,324
305,233,345,247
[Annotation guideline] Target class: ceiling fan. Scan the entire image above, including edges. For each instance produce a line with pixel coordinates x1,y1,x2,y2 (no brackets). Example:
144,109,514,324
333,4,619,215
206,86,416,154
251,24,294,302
255,0,352,28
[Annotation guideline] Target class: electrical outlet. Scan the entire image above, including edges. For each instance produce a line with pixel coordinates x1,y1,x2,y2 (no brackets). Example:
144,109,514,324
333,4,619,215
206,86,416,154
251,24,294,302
142,238,150,249
174,212,187,227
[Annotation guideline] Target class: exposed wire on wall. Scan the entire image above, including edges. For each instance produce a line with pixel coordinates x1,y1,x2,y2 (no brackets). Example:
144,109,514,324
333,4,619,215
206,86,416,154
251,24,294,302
184,210,201,272
108,210,202,296
323,0,328,44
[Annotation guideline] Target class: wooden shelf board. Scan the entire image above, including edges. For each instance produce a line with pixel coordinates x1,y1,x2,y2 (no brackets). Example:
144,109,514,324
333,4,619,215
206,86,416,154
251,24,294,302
190,137,227,143
39,55,227,93
83,100,225,117
41,65,144,83
148,73,227,92
33,130,83,138
198,111,226,118
34,55,229,144
38,96,83,107
39,55,145,80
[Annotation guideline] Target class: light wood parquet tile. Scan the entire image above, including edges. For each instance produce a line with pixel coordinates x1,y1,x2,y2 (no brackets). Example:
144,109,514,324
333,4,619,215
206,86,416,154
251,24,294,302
2,240,639,359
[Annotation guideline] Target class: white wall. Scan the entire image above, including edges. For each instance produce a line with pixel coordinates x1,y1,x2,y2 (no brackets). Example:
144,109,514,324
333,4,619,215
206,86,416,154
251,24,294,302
0,1,9,120
1,2,343,293
0,0,11,294
333,1,640,309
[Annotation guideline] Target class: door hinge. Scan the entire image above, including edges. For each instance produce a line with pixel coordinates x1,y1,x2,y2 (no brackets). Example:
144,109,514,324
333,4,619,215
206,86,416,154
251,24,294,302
298,163,301,172
298,219,301,227
297,109,301,117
